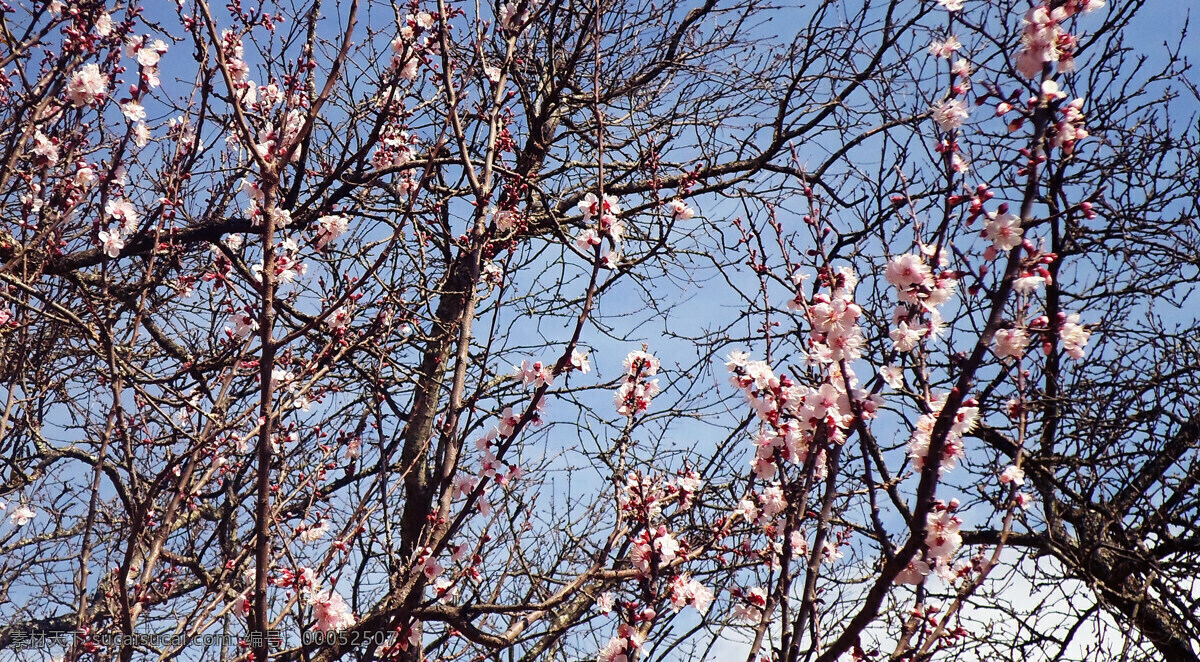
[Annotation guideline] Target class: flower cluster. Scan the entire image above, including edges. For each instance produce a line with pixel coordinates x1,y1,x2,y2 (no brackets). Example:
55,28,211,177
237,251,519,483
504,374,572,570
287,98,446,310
228,309,259,338
885,252,957,353
67,64,108,107
126,36,168,90
576,192,624,267
668,574,714,613
1059,313,1091,359
906,393,978,475
618,472,666,521
928,35,961,60
309,588,356,632
272,565,318,591
730,586,767,623
514,359,554,388
666,199,694,221
254,107,307,166
629,525,681,577
897,500,969,586
932,99,969,132
802,267,867,363
96,198,141,258
886,252,957,308
499,0,540,31
1051,97,1089,154
372,127,418,171
469,405,535,509
1014,2,1102,78
979,225,1092,360
1017,312,1093,360
672,469,703,510
727,272,879,481
614,349,661,417
315,214,350,250
253,238,308,284
391,12,440,80
596,624,645,662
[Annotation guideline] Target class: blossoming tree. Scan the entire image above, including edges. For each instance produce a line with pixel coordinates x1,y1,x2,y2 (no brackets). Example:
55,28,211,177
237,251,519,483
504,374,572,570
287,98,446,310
0,0,1198,661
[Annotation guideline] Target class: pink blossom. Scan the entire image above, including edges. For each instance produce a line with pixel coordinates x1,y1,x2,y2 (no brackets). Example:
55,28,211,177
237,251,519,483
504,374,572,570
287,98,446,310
879,365,904,389
596,591,615,613
452,474,477,499
928,35,962,59
577,192,621,220
993,327,1030,359
299,519,330,543
731,587,767,623
1000,465,1026,486
309,589,356,632
1060,313,1091,358
97,230,124,258
133,123,151,147
931,99,969,131
760,485,786,520
514,359,554,388
629,526,680,575
673,470,703,510
896,558,931,585
95,12,113,36
655,528,680,564
493,209,518,232
479,449,501,478
890,321,925,352
499,1,537,31
451,543,469,562
669,574,714,613
984,211,1024,251
822,540,844,564
732,499,759,529
105,198,140,234
10,505,35,526
925,510,962,560
623,350,659,377
423,557,443,580
575,228,601,250
666,199,694,220
885,254,933,289
138,42,165,68
1013,275,1045,295
1014,6,1081,78
1041,79,1067,101
599,213,624,241
596,636,629,662
230,312,258,338
67,64,109,107
315,214,350,250
120,101,146,122
31,131,58,166
569,348,591,373
952,152,970,173
951,405,980,435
